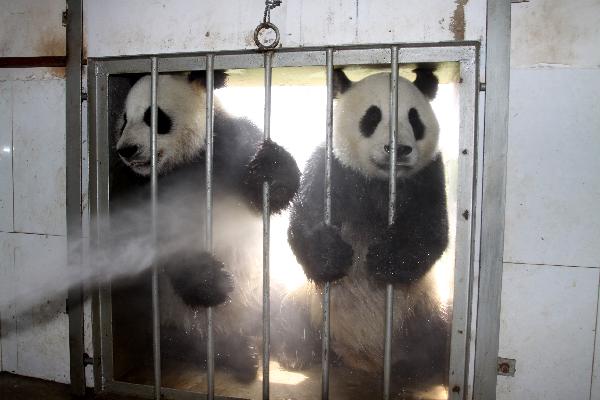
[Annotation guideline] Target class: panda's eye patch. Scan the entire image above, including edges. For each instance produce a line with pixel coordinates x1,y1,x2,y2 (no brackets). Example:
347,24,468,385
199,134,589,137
408,108,425,141
359,105,382,138
143,107,172,135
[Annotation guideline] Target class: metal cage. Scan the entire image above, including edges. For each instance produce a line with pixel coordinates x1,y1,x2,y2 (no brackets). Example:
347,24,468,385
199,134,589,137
88,43,480,400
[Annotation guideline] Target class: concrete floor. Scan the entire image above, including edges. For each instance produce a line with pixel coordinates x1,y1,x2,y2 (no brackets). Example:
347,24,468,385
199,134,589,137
0,373,138,400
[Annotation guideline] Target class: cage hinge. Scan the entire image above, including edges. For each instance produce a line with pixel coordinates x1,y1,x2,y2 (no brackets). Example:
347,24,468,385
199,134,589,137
81,91,88,102
479,82,486,92
83,353,94,366
497,357,516,376
62,9,68,27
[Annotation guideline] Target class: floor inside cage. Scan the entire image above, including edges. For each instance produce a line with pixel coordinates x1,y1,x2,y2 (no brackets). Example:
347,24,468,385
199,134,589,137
116,359,448,400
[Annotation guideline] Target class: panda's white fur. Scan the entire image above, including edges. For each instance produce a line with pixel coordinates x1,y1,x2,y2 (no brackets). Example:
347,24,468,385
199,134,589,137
333,73,439,179
286,69,449,390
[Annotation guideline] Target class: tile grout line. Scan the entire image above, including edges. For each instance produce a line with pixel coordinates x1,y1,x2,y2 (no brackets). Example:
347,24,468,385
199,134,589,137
504,261,600,270
589,271,600,400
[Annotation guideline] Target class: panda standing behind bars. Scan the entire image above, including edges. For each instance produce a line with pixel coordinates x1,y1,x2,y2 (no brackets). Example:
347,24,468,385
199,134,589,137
284,68,449,390
111,71,300,381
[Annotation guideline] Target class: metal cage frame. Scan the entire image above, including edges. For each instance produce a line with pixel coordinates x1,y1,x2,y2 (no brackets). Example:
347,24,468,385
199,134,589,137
88,42,480,400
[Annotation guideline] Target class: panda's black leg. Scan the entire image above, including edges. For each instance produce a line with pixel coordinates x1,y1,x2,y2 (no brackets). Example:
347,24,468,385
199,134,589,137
214,333,259,383
391,312,449,393
162,251,234,308
243,140,300,213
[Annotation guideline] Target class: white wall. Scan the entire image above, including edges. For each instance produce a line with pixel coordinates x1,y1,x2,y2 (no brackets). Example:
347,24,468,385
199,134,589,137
498,0,600,399
0,0,69,384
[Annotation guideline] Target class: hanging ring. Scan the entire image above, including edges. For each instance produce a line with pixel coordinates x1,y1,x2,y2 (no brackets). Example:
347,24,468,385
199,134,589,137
254,22,280,50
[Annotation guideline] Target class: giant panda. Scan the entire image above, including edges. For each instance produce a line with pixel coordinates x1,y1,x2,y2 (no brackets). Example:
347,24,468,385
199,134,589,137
109,71,300,382
282,68,449,393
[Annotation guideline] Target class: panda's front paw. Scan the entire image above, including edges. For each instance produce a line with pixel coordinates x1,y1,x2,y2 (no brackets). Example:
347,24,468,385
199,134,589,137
243,140,300,214
366,225,426,284
298,223,353,282
164,251,233,307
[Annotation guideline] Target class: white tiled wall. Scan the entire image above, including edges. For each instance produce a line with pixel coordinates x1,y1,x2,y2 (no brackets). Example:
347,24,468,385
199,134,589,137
498,1,600,399
0,72,68,383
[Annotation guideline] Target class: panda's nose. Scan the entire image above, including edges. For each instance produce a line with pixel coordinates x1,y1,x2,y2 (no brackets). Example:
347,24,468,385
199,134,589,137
384,145,413,156
117,145,139,159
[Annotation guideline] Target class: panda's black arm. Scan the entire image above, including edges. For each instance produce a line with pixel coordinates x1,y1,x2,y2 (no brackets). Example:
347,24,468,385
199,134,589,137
367,156,449,283
288,148,354,282
242,139,300,214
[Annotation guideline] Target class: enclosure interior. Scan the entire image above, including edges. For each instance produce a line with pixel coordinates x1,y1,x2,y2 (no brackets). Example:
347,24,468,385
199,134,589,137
96,55,471,400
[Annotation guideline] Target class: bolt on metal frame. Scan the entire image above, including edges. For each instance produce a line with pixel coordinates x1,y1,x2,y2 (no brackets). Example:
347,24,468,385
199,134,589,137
88,42,479,400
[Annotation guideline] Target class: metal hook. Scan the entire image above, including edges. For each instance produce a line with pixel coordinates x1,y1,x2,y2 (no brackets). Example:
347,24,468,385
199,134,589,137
253,22,280,50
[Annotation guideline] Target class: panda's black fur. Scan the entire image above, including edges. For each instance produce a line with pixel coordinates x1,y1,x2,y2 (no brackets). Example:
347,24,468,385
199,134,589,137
283,68,449,393
110,70,300,382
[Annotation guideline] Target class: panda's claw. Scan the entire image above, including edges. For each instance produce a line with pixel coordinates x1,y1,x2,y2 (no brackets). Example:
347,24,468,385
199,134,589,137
243,140,300,214
163,251,234,308
295,223,353,282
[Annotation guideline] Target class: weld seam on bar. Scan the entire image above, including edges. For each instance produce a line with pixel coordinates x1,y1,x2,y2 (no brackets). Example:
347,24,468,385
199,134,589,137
383,46,399,400
205,53,216,400
321,47,334,400
262,51,273,400
150,56,162,400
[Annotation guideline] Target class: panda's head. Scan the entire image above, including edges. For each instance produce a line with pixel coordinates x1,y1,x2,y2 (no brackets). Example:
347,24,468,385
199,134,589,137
332,68,439,179
116,71,226,176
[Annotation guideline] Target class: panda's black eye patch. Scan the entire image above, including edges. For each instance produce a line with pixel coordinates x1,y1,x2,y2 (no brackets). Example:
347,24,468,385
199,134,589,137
359,105,382,138
408,107,425,141
143,107,172,135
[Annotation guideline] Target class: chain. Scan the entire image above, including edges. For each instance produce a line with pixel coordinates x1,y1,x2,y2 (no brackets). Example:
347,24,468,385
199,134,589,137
263,0,283,24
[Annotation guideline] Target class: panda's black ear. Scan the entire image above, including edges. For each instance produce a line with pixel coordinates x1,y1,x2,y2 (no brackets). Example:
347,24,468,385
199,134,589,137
413,67,438,100
188,70,227,89
332,69,352,97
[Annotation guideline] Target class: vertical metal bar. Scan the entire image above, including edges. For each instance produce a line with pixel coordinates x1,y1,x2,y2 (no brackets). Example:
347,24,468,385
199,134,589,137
383,45,399,400
262,51,273,400
205,53,216,400
65,0,85,395
474,1,511,399
321,47,334,400
150,56,161,400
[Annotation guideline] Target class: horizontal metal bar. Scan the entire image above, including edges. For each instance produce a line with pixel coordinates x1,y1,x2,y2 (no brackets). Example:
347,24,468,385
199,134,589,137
105,380,248,400
90,43,479,74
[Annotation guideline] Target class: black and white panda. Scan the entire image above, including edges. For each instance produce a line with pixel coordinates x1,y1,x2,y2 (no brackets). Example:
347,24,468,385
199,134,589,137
283,68,449,392
110,71,300,382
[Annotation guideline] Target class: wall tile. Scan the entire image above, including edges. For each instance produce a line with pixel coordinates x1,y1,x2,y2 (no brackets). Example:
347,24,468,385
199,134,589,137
0,232,69,383
504,68,600,268
497,263,598,400
0,81,13,231
12,79,66,236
